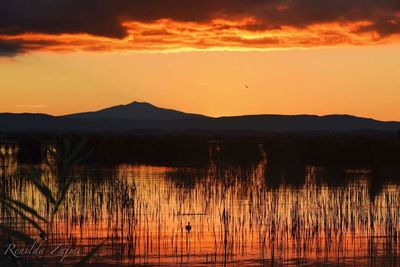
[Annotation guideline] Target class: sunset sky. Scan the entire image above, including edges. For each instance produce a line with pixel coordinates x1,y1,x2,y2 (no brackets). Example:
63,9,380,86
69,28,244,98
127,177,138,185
1,0,400,120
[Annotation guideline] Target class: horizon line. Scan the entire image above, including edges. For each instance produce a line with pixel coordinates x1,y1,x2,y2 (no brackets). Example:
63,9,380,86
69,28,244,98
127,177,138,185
1,100,399,123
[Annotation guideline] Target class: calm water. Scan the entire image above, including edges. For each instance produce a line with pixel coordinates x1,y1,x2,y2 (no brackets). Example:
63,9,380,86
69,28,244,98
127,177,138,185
1,144,400,266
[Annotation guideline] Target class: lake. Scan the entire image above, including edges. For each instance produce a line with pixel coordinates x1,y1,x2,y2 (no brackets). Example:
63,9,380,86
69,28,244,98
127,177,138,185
1,140,400,266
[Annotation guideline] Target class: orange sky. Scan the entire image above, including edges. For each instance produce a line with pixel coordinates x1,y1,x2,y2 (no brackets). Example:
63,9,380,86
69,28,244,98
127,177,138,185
1,1,400,121
1,44,400,121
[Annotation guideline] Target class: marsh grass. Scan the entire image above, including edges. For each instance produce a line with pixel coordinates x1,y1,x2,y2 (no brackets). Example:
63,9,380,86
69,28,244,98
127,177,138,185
1,135,400,266
0,137,108,267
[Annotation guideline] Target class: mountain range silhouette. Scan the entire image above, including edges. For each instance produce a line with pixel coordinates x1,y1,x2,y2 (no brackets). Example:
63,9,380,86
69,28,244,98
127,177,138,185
1,101,399,132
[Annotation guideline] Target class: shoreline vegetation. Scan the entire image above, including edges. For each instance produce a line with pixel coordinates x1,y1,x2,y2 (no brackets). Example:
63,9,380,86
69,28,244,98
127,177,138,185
2,131,400,185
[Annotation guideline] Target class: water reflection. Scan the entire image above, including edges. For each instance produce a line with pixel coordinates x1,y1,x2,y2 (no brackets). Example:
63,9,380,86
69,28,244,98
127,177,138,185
1,155,400,266
0,141,19,177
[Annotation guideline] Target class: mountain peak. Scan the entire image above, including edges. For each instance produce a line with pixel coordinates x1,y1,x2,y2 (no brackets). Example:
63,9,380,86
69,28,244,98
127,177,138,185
2,102,400,132
64,101,207,120
129,101,152,106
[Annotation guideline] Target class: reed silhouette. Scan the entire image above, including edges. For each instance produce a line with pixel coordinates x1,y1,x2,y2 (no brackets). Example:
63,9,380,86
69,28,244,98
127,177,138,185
0,137,107,267
1,132,400,266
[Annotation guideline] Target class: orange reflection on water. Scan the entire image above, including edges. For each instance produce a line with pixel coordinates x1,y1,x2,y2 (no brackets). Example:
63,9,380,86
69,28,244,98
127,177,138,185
1,160,400,266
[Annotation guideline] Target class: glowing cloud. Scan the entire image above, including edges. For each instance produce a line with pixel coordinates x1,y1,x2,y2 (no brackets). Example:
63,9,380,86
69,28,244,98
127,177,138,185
1,0,400,55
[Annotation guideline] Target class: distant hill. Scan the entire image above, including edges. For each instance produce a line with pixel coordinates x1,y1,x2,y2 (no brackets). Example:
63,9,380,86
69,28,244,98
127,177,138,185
1,102,400,132
64,101,208,120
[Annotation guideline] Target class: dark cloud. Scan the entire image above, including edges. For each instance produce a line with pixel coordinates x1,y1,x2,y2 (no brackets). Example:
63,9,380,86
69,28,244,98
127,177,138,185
0,40,23,56
0,0,399,55
357,19,400,37
1,0,400,36
0,0,127,38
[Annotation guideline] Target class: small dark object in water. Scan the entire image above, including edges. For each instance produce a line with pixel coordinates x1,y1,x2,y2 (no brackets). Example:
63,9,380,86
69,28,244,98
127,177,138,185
39,231,47,240
185,222,192,233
